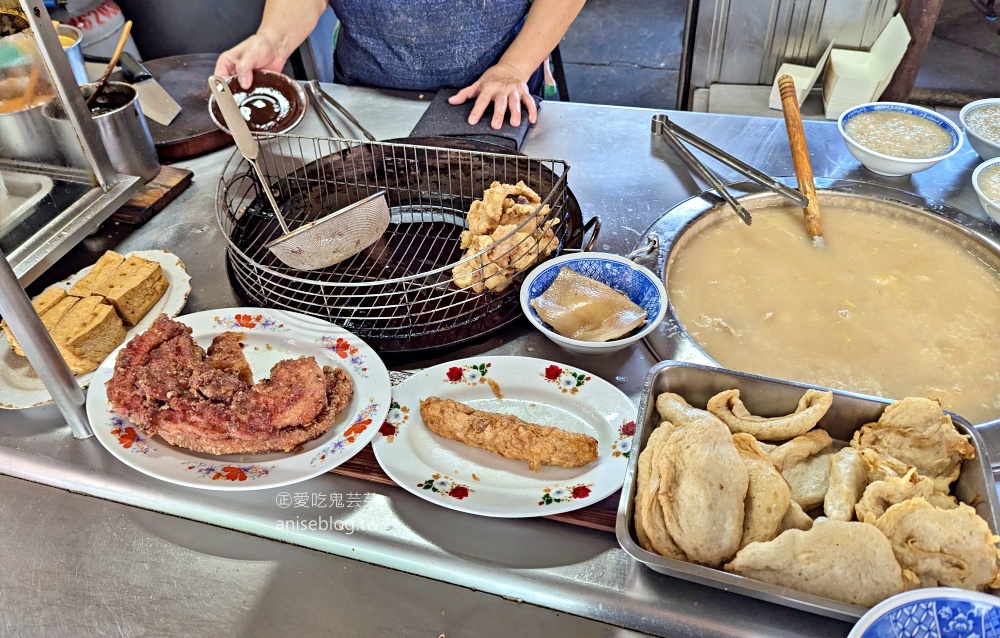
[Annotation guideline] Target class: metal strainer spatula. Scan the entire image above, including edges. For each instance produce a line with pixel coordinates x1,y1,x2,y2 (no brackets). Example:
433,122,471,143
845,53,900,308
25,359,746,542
209,75,390,271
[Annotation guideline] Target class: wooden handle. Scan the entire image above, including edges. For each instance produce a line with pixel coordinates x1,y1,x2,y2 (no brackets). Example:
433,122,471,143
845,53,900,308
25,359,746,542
777,75,823,241
87,20,132,107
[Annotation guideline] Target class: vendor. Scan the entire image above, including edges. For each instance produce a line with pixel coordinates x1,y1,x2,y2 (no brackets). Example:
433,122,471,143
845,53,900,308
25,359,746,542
214,0,586,130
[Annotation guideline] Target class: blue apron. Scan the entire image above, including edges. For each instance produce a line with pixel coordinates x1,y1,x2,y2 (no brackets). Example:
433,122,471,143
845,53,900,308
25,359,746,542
329,0,542,93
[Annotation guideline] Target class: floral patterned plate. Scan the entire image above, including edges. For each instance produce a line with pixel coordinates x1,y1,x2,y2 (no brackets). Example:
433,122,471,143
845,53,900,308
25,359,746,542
0,250,191,410
372,356,637,517
86,308,390,491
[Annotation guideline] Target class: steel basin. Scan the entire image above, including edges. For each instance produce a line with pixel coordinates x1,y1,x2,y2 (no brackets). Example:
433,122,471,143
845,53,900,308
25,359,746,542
635,177,1000,429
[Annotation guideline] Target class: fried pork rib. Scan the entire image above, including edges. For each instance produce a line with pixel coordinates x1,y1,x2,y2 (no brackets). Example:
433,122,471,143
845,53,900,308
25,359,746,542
418,397,598,471
106,315,354,455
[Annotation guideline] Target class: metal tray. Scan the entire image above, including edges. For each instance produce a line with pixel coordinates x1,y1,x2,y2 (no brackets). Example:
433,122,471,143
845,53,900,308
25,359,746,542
614,360,1000,622
0,170,53,238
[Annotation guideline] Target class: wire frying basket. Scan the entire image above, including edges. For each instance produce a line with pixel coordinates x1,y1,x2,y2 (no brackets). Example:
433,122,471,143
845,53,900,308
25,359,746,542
216,134,578,353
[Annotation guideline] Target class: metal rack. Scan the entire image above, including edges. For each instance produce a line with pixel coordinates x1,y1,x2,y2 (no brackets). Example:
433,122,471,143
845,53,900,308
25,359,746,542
218,135,574,352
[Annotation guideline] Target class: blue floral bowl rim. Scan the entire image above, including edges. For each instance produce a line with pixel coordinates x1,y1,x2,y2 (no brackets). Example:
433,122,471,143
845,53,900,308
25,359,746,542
519,252,668,347
848,587,1000,638
837,101,964,162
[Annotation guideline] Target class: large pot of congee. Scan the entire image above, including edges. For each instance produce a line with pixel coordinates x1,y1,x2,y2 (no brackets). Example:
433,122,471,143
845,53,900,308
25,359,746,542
636,178,1000,426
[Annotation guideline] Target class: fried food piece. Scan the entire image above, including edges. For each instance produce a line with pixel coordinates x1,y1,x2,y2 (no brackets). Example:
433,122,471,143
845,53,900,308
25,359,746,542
654,392,749,566
418,397,598,471
733,433,791,548
782,446,834,510
777,500,814,533
107,315,353,455
205,332,252,386
768,429,834,471
725,520,915,607
859,446,911,483
452,181,557,293
874,497,1000,590
707,389,833,441
851,397,975,491
855,468,958,524
823,447,868,521
634,422,686,559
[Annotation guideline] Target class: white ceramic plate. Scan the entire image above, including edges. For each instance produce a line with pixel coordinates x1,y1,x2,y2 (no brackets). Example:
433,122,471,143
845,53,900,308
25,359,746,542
372,356,637,517
0,250,191,409
86,308,391,491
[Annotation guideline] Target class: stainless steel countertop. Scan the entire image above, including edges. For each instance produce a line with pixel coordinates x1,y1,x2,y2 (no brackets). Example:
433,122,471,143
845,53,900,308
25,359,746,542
1,84,995,638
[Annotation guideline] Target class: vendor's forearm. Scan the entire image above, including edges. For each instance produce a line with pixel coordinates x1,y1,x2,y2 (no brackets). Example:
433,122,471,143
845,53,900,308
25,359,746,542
258,0,327,60
498,0,586,80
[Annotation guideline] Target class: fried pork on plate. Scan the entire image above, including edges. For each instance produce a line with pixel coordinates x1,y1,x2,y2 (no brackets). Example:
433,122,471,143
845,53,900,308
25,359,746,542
418,397,597,471
106,315,354,455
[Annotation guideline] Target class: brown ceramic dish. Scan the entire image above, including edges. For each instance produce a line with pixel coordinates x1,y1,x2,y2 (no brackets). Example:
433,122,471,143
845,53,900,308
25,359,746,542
208,70,307,135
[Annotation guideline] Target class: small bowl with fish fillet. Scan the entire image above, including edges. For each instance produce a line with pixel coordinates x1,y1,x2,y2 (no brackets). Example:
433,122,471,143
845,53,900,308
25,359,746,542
520,252,666,355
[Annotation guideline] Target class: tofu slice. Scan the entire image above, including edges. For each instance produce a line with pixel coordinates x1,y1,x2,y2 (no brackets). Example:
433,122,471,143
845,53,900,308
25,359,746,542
92,255,169,326
68,250,125,297
1,288,72,357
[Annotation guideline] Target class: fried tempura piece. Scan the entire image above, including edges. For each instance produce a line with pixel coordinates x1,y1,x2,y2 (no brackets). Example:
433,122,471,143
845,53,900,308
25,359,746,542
418,397,598,471
823,447,868,521
725,520,916,607
874,497,1000,590
851,397,975,491
452,181,557,293
635,422,686,559
706,389,832,441
733,433,791,548
855,468,958,523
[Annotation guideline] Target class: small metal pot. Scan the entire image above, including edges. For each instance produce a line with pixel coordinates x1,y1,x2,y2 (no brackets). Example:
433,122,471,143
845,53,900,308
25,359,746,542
57,24,88,87
80,81,159,181
0,72,60,163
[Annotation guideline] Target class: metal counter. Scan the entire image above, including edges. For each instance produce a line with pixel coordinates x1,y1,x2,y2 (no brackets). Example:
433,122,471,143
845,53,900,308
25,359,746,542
1,85,995,638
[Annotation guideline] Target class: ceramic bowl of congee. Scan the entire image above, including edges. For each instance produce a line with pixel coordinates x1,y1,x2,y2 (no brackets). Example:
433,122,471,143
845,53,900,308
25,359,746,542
838,102,963,177
960,98,1000,161
520,252,667,355
972,157,1000,226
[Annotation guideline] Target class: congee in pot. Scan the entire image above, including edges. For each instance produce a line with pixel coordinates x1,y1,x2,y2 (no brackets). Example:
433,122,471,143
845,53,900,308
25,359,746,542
666,196,1000,423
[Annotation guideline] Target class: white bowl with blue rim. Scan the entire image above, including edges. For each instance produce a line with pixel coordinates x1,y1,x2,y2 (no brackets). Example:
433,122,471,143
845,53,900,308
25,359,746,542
519,252,666,355
848,588,1000,638
972,157,1000,226
960,98,1000,161
838,102,964,177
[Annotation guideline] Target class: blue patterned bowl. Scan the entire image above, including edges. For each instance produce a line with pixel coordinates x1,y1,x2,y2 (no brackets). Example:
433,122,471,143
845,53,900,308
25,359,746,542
838,102,963,177
519,252,666,355
849,589,1000,638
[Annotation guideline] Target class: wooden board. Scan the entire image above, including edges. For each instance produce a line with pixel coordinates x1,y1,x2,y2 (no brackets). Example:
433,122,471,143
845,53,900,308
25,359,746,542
330,446,620,533
111,165,193,225
111,53,233,162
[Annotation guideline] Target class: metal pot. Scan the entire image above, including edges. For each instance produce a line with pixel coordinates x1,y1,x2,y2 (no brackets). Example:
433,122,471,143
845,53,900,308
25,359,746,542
633,178,1000,428
0,74,59,163
57,24,88,86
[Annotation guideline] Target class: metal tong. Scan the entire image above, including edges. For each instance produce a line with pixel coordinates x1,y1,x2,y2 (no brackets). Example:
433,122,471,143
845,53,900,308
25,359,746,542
306,80,376,141
652,113,809,226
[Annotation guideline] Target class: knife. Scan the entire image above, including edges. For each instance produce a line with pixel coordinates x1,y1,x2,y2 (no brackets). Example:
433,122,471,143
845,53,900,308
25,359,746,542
118,52,181,126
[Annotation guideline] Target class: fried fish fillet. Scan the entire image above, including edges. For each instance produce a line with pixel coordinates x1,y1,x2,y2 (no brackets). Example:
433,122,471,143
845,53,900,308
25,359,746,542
418,397,598,471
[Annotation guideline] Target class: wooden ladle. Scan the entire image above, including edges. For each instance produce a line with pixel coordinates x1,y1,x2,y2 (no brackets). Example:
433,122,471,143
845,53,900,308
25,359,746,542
777,75,824,245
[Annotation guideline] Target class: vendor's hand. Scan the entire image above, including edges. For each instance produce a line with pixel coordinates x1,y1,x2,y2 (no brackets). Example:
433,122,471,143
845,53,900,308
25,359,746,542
449,62,537,130
214,32,287,90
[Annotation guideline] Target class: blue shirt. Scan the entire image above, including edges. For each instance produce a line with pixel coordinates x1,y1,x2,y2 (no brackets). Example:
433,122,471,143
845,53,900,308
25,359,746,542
329,0,533,92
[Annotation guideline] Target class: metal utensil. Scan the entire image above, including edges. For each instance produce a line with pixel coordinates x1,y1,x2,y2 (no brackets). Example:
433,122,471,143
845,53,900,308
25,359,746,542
209,75,390,271
651,114,811,226
309,80,376,141
86,19,131,107
306,80,344,137
119,51,181,126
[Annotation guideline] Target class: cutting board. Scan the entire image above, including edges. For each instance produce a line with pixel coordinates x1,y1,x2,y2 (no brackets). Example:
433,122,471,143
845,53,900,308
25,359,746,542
111,53,232,162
